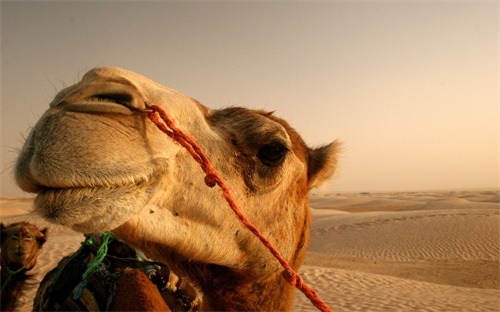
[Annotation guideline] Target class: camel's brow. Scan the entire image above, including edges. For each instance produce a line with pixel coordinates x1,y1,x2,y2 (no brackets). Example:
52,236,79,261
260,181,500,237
210,107,291,145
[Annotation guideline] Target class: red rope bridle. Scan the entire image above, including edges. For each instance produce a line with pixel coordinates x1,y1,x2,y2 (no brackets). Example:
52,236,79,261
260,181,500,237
146,104,333,312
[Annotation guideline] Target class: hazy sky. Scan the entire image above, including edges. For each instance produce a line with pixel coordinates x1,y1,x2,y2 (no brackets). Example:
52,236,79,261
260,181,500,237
1,1,498,197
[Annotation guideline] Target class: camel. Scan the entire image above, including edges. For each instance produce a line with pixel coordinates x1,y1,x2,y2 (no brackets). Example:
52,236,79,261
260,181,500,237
1,222,48,311
15,67,340,311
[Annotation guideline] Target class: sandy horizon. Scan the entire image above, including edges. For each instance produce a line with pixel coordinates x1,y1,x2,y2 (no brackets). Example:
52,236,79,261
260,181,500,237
1,189,499,311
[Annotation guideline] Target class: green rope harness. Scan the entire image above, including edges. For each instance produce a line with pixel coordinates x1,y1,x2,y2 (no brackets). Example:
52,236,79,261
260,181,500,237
40,232,114,305
72,232,114,299
80,232,113,281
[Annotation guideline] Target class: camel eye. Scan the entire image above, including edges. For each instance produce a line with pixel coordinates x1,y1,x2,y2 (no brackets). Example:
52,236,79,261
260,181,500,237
257,144,287,167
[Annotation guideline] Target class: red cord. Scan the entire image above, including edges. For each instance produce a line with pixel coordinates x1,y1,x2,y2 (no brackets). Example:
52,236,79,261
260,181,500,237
147,105,333,312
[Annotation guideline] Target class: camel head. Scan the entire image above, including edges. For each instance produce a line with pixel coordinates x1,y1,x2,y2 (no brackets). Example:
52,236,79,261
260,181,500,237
15,67,339,310
1,222,48,272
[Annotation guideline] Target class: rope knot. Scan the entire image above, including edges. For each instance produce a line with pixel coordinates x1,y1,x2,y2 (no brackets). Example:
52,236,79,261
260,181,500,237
204,174,219,188
282,268,299,286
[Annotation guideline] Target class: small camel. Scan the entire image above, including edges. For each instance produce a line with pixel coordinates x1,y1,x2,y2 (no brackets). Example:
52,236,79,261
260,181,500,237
15,67,340,311
1,222,48,311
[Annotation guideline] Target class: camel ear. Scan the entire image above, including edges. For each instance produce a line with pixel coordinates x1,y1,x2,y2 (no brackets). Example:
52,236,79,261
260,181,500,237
307,141,341,189
37,227,49,247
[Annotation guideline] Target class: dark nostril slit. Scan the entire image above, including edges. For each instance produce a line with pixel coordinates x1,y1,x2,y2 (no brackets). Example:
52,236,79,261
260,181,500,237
85,93,133,106
61,87,153,114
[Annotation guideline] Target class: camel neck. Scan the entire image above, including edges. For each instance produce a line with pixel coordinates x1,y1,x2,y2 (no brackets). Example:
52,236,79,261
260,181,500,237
193,263,295,311
1,269,28,311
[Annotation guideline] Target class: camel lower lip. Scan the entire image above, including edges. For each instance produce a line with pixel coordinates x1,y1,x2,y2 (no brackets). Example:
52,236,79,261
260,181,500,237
35,186,113,221
33,184,151,233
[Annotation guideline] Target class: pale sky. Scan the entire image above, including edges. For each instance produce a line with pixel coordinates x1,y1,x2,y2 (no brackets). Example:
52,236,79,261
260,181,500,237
1,1,498,197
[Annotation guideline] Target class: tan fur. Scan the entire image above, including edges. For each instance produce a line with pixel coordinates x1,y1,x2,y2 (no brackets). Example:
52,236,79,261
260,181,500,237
110,269,171,312
15,67,339,311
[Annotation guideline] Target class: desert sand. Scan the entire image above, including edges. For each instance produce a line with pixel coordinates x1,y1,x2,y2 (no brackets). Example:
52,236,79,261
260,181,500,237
1,190,499,311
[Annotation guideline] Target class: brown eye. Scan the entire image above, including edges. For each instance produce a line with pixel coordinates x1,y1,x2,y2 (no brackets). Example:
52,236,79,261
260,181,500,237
257,144,287,167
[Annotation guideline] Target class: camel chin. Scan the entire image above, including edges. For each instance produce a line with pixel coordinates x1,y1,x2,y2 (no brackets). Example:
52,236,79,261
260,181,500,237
6,252,30,265
33,185,149,233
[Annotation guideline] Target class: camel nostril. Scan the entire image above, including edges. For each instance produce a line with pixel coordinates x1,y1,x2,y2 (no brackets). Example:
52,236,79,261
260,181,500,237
61,92,152,115
80,93,152,113
84,93,134,106
54,80,152,114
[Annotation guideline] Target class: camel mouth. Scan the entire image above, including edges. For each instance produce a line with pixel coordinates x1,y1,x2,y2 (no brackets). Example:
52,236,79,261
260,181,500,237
35,175,152,196
36,185,128,204
30,159,168,195
18,157,170,232
24,173,152,197
12,252,29,261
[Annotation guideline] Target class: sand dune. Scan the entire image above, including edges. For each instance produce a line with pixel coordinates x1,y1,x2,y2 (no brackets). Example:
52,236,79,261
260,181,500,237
0,198,38,217
1,189,499,311
294,266,500,312
309,208,499,261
